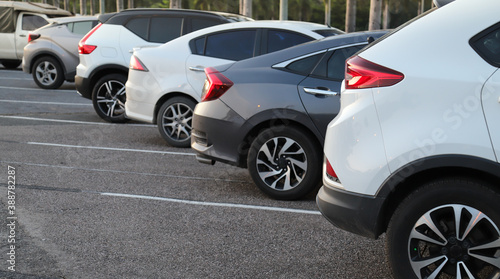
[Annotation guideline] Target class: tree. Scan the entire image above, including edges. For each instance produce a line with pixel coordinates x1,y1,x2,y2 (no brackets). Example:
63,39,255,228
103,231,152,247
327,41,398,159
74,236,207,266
368,0,381,30
170,0,181,8
345,0,356,32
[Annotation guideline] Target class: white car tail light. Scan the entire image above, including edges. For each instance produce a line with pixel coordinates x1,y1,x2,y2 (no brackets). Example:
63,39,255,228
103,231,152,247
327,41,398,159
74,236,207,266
201,67,233,102
345,56,404,89
78,23,101,54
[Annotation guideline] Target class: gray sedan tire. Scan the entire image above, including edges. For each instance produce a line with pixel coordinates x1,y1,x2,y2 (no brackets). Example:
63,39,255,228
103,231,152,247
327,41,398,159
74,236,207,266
386,178,500,279
247,126,321,200
156,96,196,148
32,56,64,89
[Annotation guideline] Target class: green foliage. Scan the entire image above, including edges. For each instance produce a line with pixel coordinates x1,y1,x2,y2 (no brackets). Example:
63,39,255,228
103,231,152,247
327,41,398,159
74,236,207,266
50,0,430,31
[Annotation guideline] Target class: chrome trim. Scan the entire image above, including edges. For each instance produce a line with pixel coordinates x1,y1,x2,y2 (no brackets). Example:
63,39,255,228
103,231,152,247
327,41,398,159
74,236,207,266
272,42,368,69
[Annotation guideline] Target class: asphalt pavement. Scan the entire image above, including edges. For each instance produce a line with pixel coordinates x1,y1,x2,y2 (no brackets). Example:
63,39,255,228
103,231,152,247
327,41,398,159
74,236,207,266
0,66,392,279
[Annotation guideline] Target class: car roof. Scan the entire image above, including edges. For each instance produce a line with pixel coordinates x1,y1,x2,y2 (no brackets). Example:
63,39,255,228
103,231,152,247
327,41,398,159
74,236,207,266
160,20,343,46
49,15,98,24
226,30,389,71
0,1,72,16
99,9,252,24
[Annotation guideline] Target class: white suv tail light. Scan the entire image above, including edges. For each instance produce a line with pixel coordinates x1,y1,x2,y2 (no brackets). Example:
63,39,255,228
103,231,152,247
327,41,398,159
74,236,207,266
345,56,404,89
78,23,102,55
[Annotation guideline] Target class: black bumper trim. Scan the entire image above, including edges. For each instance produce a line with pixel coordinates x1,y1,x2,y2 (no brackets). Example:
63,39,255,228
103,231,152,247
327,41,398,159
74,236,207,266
316,185,386,239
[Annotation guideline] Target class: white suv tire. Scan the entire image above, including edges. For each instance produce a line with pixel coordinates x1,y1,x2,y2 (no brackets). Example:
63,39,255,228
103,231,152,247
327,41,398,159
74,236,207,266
386,178,500,279
92,73,128,123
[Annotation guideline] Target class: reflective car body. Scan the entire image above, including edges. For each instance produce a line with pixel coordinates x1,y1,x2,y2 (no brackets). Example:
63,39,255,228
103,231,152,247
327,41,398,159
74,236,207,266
22,16,98,89
125,20,344,147
191,31,387,200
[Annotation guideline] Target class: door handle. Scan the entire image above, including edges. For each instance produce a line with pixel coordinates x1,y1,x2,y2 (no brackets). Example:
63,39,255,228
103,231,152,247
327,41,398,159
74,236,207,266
189,66,205,72
303,87,339,97
19,34,26,37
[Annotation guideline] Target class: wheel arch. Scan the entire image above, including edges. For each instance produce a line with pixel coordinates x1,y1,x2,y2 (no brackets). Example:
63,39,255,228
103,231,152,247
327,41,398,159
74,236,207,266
88,64,129,93
375,155,500,237
29,52,64,74
153,92,198,125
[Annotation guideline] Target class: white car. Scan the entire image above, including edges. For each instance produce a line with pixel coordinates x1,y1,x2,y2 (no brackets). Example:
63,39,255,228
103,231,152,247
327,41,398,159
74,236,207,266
316,0,500,278
125,20,344,147
75,9,251,123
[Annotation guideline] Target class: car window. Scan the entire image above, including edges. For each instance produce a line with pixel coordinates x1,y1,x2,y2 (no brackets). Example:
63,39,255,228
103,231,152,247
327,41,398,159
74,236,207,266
285,53,324,75
22,15,48,31
310,45,364,80
204,30,256,61
150,17,183,43
193,37,205,55
125,17,149,41
327,45,364,80
267,29,312,53
470,23,500,67
191,18,221,32
68,21,98,35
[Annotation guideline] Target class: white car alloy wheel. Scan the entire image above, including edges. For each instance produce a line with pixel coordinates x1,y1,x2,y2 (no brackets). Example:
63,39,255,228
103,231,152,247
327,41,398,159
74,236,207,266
157,96,195,148
386,179,500,279
247,126,321,200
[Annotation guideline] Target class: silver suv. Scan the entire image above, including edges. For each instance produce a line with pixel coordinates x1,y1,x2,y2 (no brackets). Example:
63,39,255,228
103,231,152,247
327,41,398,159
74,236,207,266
22,16,98,89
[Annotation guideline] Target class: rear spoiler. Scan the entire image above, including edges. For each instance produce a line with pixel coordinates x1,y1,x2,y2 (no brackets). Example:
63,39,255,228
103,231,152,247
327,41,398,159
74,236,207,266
433,0,454,7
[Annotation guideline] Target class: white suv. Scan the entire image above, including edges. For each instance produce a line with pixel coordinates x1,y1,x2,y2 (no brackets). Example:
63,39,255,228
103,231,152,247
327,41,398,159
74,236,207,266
316,0,500,278
75,9,251,122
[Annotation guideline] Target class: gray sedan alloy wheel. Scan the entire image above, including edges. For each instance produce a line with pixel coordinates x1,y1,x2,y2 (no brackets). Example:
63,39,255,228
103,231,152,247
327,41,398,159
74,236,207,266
247,126,321,200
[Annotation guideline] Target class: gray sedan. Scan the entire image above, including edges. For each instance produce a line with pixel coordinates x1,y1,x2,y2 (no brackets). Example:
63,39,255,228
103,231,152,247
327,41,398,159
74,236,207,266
192,30,387,200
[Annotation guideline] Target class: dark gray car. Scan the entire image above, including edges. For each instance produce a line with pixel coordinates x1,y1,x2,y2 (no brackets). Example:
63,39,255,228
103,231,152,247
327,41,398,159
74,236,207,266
192,31,387,200
22,16,98,89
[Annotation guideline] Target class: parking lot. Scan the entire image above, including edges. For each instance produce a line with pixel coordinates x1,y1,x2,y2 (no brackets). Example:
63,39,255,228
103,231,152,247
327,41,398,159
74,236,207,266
0,66,391,278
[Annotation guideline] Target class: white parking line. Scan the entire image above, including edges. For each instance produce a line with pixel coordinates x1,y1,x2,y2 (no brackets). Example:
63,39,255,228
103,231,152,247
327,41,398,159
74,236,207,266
0,77,32,80
27,141,195,156
0,99,92,106
0,115,155,127
0,85,75,92
0,160,248,183
101,192,322,215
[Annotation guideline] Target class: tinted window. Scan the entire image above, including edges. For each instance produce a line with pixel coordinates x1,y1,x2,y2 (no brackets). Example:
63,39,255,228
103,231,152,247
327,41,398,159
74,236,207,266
327,45,364,80
471,24,500,67
193,37,205,55
286,53,324,75
150,17,183,43
22,15,48,31
205,30,256,61
192,18,221,32
70,21,98,35
267,30,311,53
125,17,149,41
